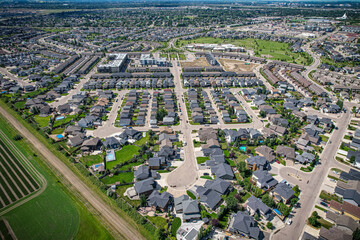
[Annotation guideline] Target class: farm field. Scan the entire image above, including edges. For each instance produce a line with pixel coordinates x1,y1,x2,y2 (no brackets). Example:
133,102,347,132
177,37,313,65
0,131,41,209
0,115,112,240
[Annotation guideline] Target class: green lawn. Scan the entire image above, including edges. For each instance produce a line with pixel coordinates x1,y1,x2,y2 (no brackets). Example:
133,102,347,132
51,128,65,135
177,37,313,65
53,115,75,128
134,133,148,146
187,190,196,200
0,115,112,240
171,217,181,236
200,175,213,180
33,115,50,128
101,172,134,185
14,101,25,110
319,135,329,142
318,218,334,229
107,145,140,169
146,216,167,229
197,156,209,164
80,154,103,167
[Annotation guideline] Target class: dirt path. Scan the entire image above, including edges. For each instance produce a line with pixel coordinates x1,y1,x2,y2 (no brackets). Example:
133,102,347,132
0,106,145,240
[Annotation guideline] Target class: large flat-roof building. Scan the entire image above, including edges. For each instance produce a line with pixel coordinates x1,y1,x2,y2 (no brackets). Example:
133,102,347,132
98,53,128,73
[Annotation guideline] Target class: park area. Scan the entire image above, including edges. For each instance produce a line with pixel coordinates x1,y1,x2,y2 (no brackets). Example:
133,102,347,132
177,37,313,65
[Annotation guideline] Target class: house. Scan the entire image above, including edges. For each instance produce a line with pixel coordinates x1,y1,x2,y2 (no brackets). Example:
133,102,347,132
134,165,150,180
147,190,173,212
228,211,263,240
246,156,270,171
211,163,234,180
255,146,276,162
325,210,360,235
246,196,273,220
251,170,278,190
81,138,102,152
104,137,121,149
295,152,315,164
335,180,360,207
174,195,201,222
330,200,360,221
195,187,222,210
318,226,352,240
67,135,85,147
119,128,142,141
203,178,231,195
148,157,167,170
134,178,156,196
198,128,218,142
271,182,295,204
276,146,296,161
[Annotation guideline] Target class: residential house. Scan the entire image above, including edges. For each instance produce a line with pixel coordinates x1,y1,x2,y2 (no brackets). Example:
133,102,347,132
147,191,173,212
228,211,263,240
271,182,295,204
246,196,273,220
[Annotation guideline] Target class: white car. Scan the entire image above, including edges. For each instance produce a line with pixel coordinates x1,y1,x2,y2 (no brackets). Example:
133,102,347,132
287,219,292,225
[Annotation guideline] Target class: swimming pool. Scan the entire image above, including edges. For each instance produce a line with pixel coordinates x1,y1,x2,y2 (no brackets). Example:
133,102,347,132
94,164,102,168
56,116,65,121
240,146,247,152
274,209,282,216
56,134,63,139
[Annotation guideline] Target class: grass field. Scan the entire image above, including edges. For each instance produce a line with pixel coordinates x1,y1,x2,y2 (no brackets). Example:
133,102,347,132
101,172,134,185
80,154,103,167
177,37,312,65
0,115,112,240
106,145,140,169
33,115,50,128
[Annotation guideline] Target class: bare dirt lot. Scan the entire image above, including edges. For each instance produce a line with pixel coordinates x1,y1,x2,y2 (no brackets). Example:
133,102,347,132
218,58,258,72
180,57,210,68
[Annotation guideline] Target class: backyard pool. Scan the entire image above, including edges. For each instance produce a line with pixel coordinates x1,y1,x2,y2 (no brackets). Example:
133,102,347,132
274,209,282,216
56,134,64,139
56,116,65,121
240,146,247,152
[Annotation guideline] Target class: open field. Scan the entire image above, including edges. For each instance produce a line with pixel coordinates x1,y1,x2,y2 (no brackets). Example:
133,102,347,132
0,115,112,240
218,58,258,72
0,135,40,209
180,57,210,68
177,37,313,65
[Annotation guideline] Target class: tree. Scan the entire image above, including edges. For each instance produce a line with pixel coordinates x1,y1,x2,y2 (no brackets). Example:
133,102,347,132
350,156,356,164
155,228,166,240
266,222,273,230
156,108,168,121
259,110,266,118
308,211,320,228
336,100,344,110
225,196,238,211
353,227,360,240
140,195,147,207
211,219,219,227
293,185,300,196
290,198,298,207
262,194,275,208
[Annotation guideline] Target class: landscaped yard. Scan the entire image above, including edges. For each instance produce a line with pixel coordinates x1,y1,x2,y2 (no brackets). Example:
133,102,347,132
197,156,209,164
53,115,75,128
101,172,134,185
171,217,181,236
34,115,50,128
107,145,140,169
134,133,148,146
80,154,103,167
146,216,167,229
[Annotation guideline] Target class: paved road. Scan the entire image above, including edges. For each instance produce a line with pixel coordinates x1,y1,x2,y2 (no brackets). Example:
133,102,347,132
0,105,145,240
0,68,30,87
273,105,351,240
